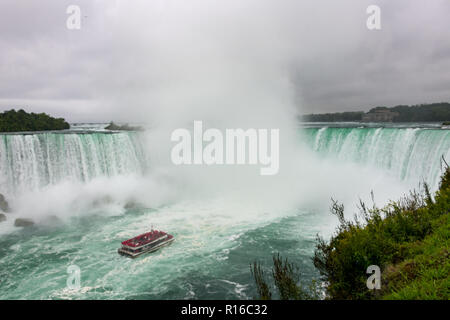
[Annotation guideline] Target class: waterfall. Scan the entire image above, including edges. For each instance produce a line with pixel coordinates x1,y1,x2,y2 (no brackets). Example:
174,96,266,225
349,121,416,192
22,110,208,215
303,127,450,191
1,127,449,197
0,132,146,194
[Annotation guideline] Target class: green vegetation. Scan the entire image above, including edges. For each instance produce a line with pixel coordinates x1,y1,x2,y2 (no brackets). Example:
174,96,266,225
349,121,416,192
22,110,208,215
105,121,142,131
250,254,321,300
0,109,69,132
302,102,450,122
252,160,450,300
389,103,450,122
302,111,364,122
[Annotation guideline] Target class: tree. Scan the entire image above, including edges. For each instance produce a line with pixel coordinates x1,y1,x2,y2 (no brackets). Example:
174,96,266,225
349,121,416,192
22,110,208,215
0,109,70,132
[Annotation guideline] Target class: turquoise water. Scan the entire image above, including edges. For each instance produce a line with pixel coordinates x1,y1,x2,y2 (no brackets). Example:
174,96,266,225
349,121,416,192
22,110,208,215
0,207,325,299
0,126,448,299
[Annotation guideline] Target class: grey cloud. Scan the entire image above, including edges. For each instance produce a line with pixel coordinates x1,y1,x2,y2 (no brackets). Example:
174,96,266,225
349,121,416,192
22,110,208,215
0,0,449,122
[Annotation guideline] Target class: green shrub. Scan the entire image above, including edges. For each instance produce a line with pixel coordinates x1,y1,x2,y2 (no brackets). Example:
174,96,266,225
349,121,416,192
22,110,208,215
251,254,319,300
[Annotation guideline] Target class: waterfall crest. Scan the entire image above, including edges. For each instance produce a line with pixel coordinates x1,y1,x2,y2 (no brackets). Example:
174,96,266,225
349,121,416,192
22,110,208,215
0,132,146,194
303,127,450,190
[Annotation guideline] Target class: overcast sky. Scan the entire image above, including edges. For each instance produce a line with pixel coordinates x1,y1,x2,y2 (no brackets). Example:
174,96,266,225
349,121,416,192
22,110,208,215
0,0,449,122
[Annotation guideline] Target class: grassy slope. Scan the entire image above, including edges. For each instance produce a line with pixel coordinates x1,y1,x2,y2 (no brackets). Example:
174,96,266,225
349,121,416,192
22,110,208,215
382,206,449,299
381,170,450,299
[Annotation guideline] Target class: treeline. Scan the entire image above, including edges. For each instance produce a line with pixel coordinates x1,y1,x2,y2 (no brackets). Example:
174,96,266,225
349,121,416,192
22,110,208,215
389,103,450,122
302,102,450,122
252,161,450,300
302,111,364,122
0,109,70,132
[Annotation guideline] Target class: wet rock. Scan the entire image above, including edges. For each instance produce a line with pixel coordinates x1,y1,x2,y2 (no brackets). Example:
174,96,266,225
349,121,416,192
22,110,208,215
14,218,35,227
0,193,10,212
0,213,6,223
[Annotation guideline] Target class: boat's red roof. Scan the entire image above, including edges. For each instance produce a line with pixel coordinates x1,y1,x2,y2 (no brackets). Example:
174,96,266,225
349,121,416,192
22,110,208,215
121,230,167,247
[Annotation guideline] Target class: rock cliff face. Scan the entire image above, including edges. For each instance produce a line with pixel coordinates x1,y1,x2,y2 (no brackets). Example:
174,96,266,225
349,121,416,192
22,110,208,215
0,193,10,223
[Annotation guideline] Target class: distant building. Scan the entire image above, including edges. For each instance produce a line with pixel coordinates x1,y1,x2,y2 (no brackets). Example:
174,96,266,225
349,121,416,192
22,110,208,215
362,108,399,122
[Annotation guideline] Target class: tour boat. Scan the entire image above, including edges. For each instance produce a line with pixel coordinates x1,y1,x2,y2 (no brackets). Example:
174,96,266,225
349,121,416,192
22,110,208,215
118,229,174,258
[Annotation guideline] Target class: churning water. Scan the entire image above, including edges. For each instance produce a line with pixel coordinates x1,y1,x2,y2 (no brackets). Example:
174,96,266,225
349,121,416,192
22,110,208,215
0,124,448,299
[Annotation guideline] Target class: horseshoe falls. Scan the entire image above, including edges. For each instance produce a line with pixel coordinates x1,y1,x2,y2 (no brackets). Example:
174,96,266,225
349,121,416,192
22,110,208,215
0,125,448,300
302,127,450,191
